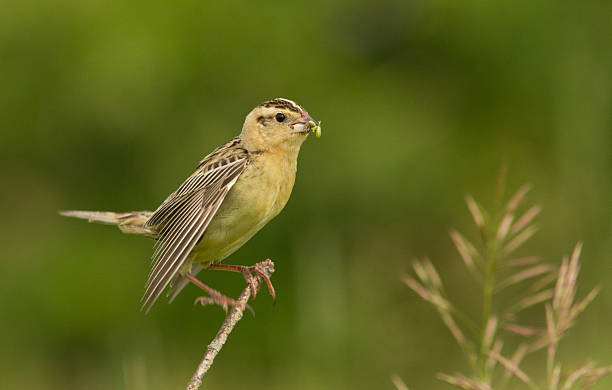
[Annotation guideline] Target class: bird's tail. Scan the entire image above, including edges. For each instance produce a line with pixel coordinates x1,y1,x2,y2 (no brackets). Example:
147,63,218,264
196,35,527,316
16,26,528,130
59,210,155,236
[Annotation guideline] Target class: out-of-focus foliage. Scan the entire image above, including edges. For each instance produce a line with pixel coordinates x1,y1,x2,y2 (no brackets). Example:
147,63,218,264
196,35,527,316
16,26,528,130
0,0,610,389
404,186,611,389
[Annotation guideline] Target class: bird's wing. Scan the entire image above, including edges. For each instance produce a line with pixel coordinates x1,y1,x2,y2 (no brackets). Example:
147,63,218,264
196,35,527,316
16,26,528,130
166,263,203,304
141,138,248,313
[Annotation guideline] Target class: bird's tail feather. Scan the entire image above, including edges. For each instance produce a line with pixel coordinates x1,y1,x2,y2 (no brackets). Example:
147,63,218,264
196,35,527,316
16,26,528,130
59,210,155,236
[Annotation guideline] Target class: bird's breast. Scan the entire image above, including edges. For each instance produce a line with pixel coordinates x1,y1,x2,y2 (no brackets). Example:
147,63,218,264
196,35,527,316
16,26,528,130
190,152,298,265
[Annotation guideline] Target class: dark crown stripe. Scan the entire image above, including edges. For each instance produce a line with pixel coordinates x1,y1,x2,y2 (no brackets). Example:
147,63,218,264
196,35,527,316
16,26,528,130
258,98,301,113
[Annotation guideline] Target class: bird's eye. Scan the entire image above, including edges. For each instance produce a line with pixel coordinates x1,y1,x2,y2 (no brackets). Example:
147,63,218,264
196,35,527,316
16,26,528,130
275,112,285,122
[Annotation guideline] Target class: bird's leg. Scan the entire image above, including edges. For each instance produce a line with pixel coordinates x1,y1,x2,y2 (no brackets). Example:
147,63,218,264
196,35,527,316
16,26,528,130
185,272,253,314
207,259,276,303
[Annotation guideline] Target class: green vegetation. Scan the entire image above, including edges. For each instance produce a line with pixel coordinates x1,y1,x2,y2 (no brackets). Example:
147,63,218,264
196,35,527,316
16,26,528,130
1,1,611,389
401,182,610,389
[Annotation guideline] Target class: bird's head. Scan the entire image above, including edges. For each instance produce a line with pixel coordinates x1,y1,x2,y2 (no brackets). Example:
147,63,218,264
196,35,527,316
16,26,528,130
240,98,319,153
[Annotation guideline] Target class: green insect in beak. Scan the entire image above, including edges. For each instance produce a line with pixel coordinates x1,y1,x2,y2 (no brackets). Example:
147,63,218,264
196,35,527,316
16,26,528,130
309,121,322,138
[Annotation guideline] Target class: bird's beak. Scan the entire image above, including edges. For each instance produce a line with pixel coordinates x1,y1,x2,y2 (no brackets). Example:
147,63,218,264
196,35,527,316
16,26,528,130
290,112,318,134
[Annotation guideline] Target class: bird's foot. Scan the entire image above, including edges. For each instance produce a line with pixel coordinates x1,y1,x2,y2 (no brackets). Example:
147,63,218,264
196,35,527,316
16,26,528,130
194,294,253,316
185,272,253,314
208,259,276,303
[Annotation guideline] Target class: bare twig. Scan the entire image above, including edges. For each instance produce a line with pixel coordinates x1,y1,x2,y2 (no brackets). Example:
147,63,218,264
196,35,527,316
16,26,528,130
185,259,275,390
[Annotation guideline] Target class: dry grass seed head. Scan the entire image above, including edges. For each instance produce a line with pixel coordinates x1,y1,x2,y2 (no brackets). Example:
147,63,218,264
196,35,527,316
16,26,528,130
390,374,410,390
450,229,481,279
506,256,541,268
560,361,595,390
505,184,531,213
465,194,485,230
501,343,529,384
502,226,539,256
490,350,535,388
502,323,539,337
437,372,492,390
482,316,498,353
497,264,555,291
496,213,514,242
511,205,542,235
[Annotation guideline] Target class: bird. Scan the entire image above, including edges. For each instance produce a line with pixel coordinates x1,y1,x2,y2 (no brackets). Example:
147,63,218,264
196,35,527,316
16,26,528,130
60,98,320,313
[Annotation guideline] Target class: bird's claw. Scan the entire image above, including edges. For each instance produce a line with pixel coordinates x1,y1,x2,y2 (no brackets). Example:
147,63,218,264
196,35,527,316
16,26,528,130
194,294,253,316
241,260,276,303
206,259,276,304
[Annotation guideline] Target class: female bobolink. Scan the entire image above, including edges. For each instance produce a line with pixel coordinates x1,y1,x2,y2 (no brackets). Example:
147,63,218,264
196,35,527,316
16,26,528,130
61,98,319,313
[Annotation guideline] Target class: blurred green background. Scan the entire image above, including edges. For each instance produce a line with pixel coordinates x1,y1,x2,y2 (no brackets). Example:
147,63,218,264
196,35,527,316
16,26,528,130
1,0,611,389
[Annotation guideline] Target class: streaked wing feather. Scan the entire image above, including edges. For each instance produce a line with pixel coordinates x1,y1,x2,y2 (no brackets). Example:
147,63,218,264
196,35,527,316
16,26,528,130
144,137,242,230
144,191,207,292
146,160,246,273
146,186,225,291
167,263,203,303
142,194,214,313
141,142,247,313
